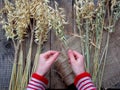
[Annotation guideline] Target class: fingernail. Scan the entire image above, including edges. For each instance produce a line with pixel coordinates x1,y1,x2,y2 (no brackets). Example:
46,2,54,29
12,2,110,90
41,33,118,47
56,52,60,55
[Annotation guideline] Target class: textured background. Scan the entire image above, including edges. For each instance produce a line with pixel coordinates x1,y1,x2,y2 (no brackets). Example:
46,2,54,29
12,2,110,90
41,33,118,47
0,30,14,89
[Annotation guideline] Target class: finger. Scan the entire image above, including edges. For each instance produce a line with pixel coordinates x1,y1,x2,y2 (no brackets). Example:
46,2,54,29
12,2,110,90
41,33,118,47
48,52,60,62
68,50,75,62
68,59,71,64
42,50,57,58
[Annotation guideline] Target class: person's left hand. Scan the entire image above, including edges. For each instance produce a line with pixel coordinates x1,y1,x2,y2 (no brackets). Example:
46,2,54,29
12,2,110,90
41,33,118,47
36,50,60,76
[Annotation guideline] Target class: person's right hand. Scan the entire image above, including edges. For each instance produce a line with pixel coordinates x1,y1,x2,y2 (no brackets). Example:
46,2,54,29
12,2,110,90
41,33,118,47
68,50,85,76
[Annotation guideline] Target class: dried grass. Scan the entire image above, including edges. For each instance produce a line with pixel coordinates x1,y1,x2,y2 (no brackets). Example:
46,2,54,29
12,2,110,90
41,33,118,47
74,0,120,89
0,0,67,90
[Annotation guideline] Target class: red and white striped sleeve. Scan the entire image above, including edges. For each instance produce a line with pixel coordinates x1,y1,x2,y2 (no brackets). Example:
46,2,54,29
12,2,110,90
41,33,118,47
27,73,48,90
74,72,97,90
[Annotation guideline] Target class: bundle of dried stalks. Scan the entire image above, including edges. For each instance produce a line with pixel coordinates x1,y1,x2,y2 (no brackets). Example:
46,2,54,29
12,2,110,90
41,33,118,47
74,0,120,89
0,0,67,90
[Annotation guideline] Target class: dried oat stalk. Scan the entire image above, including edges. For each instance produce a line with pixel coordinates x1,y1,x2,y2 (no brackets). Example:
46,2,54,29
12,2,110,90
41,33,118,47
0,0,67,90
74,0,120,89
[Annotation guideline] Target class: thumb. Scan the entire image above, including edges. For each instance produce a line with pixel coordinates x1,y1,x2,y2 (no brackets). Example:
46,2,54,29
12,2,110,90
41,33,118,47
68,50,75,62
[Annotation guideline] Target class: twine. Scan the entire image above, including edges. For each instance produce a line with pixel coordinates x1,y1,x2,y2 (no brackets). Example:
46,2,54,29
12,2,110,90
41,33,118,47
55,53,75,86
54,36,81,86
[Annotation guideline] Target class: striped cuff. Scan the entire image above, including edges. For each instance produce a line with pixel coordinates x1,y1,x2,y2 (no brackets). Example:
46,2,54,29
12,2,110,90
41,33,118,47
32,73,48,85
27,73,48,90
74,72,96,90
74,72,91,85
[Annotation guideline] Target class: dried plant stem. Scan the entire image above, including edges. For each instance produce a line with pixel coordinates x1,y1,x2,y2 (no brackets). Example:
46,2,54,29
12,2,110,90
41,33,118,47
12,39,17,49
9,40,21,90
85,21,90,72
15,43,23,90
98,2,111,87
21,29,34,89
92,4,106,86
93,33,105,84
92,19,104,81
93,20,105,88
99,32,110,89
32,36,41,74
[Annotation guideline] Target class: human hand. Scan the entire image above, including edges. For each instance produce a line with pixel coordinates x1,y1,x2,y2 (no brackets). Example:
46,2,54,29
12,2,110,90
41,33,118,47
36,50,59,76
68,50,85,76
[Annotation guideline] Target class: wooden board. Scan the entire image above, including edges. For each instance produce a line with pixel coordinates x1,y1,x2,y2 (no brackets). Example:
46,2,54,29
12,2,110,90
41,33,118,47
102,19,120,88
